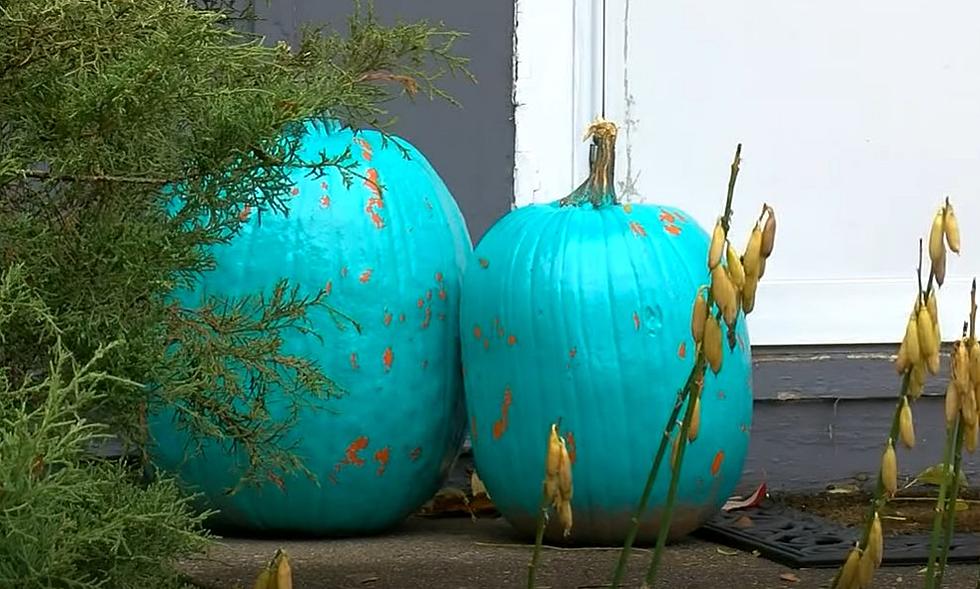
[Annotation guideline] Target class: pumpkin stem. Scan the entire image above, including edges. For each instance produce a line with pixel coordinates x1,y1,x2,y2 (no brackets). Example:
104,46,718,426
560,119,619,208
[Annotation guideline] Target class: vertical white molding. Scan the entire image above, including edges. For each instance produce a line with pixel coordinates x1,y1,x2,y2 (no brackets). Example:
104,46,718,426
570,0,605,186
513,0,627,208
512,0,574,207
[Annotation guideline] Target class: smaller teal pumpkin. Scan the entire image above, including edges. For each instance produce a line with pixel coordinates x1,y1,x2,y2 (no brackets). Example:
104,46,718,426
146,119,472,536
460,120,753,545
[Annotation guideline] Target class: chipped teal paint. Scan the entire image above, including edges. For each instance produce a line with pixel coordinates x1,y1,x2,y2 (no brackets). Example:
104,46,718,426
146,120,472,536
460,201,753,545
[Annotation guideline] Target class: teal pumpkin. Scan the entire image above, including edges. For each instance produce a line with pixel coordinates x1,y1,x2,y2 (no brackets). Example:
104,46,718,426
146,119,472,536
460,121,753,545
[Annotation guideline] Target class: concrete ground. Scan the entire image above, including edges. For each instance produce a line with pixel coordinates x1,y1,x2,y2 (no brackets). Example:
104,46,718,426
180,516,976,589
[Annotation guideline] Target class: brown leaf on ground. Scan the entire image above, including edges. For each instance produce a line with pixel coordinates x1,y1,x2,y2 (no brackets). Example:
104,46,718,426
779,572,800,583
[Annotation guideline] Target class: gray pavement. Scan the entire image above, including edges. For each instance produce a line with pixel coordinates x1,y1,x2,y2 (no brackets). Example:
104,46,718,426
180,516,977,589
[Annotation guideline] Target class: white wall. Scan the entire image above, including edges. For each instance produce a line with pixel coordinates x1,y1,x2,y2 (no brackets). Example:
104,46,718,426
514,0,980,346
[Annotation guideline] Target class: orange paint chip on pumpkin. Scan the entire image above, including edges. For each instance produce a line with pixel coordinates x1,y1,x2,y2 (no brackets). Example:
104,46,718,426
507,334,518,346
492,388,513,440
382,347,393,371
374,446,390,476
629,221,648,237
357,138,373,161
340,436,369,469
711,450,725,476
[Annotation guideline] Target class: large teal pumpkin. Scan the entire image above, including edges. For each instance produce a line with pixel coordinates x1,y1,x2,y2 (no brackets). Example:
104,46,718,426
460,121,753,545
146,119,472,536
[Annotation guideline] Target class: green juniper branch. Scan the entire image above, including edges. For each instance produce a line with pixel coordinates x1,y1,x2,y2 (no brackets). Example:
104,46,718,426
0,0,472,584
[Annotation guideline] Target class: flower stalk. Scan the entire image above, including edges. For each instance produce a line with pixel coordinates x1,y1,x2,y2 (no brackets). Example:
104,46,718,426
832,199,964,589
527,421,573,589
611,144,778,588
927,278,976,589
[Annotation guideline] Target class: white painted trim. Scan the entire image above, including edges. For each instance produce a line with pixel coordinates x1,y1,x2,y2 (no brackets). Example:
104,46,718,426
511,0,979,347
513,0,627,207
745,276,975,347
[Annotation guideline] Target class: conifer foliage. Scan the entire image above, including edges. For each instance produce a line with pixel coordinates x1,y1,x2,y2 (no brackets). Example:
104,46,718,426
0,0,468,585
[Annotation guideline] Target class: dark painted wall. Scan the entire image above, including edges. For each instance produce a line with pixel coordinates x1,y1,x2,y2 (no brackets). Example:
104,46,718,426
254,0,515,242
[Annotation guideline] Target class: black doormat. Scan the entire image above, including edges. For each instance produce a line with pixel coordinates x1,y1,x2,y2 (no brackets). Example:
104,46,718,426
693,500,980,569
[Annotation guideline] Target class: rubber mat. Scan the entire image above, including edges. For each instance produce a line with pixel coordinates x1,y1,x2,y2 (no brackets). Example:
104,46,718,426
694,500,980,569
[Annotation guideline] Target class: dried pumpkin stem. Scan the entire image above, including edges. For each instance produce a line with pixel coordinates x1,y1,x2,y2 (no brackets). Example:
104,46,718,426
560,119,619,208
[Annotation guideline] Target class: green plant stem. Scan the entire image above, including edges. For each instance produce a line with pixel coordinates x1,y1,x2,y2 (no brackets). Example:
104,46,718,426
924,417,961,589
720,144,742,233
829,371,911,589
609,365,700,588
642,360,704,588
936,421,966,588
610,143,741,589
527,489,550,589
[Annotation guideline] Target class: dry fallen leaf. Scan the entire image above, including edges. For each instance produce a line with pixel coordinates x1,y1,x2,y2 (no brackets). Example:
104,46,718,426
470,470,490,498
779,572,800,583
722,482,768,511
716,547,740,556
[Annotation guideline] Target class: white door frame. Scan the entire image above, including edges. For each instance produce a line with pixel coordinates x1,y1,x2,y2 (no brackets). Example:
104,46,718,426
512,0,980,347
